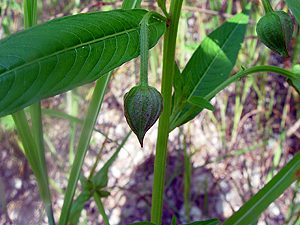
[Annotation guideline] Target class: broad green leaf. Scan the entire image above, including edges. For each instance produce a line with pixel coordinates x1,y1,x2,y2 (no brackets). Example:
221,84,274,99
180,219,220,225
170,3,251,130
187,96,215,111
285,0,300,25
0,9,165,118
223,150,300,225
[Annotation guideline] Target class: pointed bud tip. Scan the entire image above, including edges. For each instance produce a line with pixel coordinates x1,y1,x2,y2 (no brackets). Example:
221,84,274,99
123,85,163,147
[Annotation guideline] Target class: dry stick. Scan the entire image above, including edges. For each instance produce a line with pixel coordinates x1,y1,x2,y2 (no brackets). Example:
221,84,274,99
287,118,300,138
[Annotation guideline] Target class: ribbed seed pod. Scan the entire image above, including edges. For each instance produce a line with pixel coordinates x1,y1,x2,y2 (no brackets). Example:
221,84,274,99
123,85,163,147
256,10,293,57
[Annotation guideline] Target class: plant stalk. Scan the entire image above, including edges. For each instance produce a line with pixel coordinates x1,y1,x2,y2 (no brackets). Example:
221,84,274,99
139,11,167,87
139,12,150,87
58,72,112,225
93,191,109,225
15,0,55,223
30,102,52,204
170,65,299,130
151,0,183,224
261,0,274,14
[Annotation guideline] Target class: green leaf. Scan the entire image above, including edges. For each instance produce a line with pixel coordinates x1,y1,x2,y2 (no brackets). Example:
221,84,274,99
0,9,166,118
79,174,93,192
179,219,220,225
96,190,110,198
171,215,176,225
173,62,191,109
223,150,300,225
187,96,215,111
68,190,92,225
90,164,109,190
170,3,251,130
285,0,300,25
287,64,300,95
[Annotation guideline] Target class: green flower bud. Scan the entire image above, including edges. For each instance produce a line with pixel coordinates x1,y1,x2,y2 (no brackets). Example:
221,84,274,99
256,10,293,57
124,85,163,147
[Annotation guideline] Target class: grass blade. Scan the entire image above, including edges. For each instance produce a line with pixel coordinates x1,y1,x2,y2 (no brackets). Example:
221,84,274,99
223,151,300,225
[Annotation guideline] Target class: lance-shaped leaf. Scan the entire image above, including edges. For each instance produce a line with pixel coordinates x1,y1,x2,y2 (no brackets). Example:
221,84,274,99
0,9,165,117
285,0,300,26
170,4,250,130
187,96,215,111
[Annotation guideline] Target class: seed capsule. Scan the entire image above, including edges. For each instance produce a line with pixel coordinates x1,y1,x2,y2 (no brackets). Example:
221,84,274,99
123,85,163,147
256,10,293,57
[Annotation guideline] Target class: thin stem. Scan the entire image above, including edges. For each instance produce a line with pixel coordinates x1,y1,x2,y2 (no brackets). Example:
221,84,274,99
30,103,52,204
139,13,150,87
23,0,55,223
58,72,112,225
93,192,109,225
12,110,55,225
170,65,298,130
151,0,183,224
24,0,37,28
139,11,167,87
205,65,297,100
12,111,39,173
261,0,274,14
155,0,170,19
88,138,106,180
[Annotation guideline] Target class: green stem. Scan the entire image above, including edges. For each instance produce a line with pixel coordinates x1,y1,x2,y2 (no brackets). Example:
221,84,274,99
12,110,55,224
24,0,37,28
206,65,297,100
88,139,106,180
170,65,298,130
12,111,39,175
23,0,55,223
139,11,167,87
139,13,150,87
58,72,112,225
93,192,110,225
261,0,274,14
29,102,52,203
151,0,183,224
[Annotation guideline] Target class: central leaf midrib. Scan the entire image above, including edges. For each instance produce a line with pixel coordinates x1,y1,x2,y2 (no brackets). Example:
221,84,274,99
0,20,161,79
